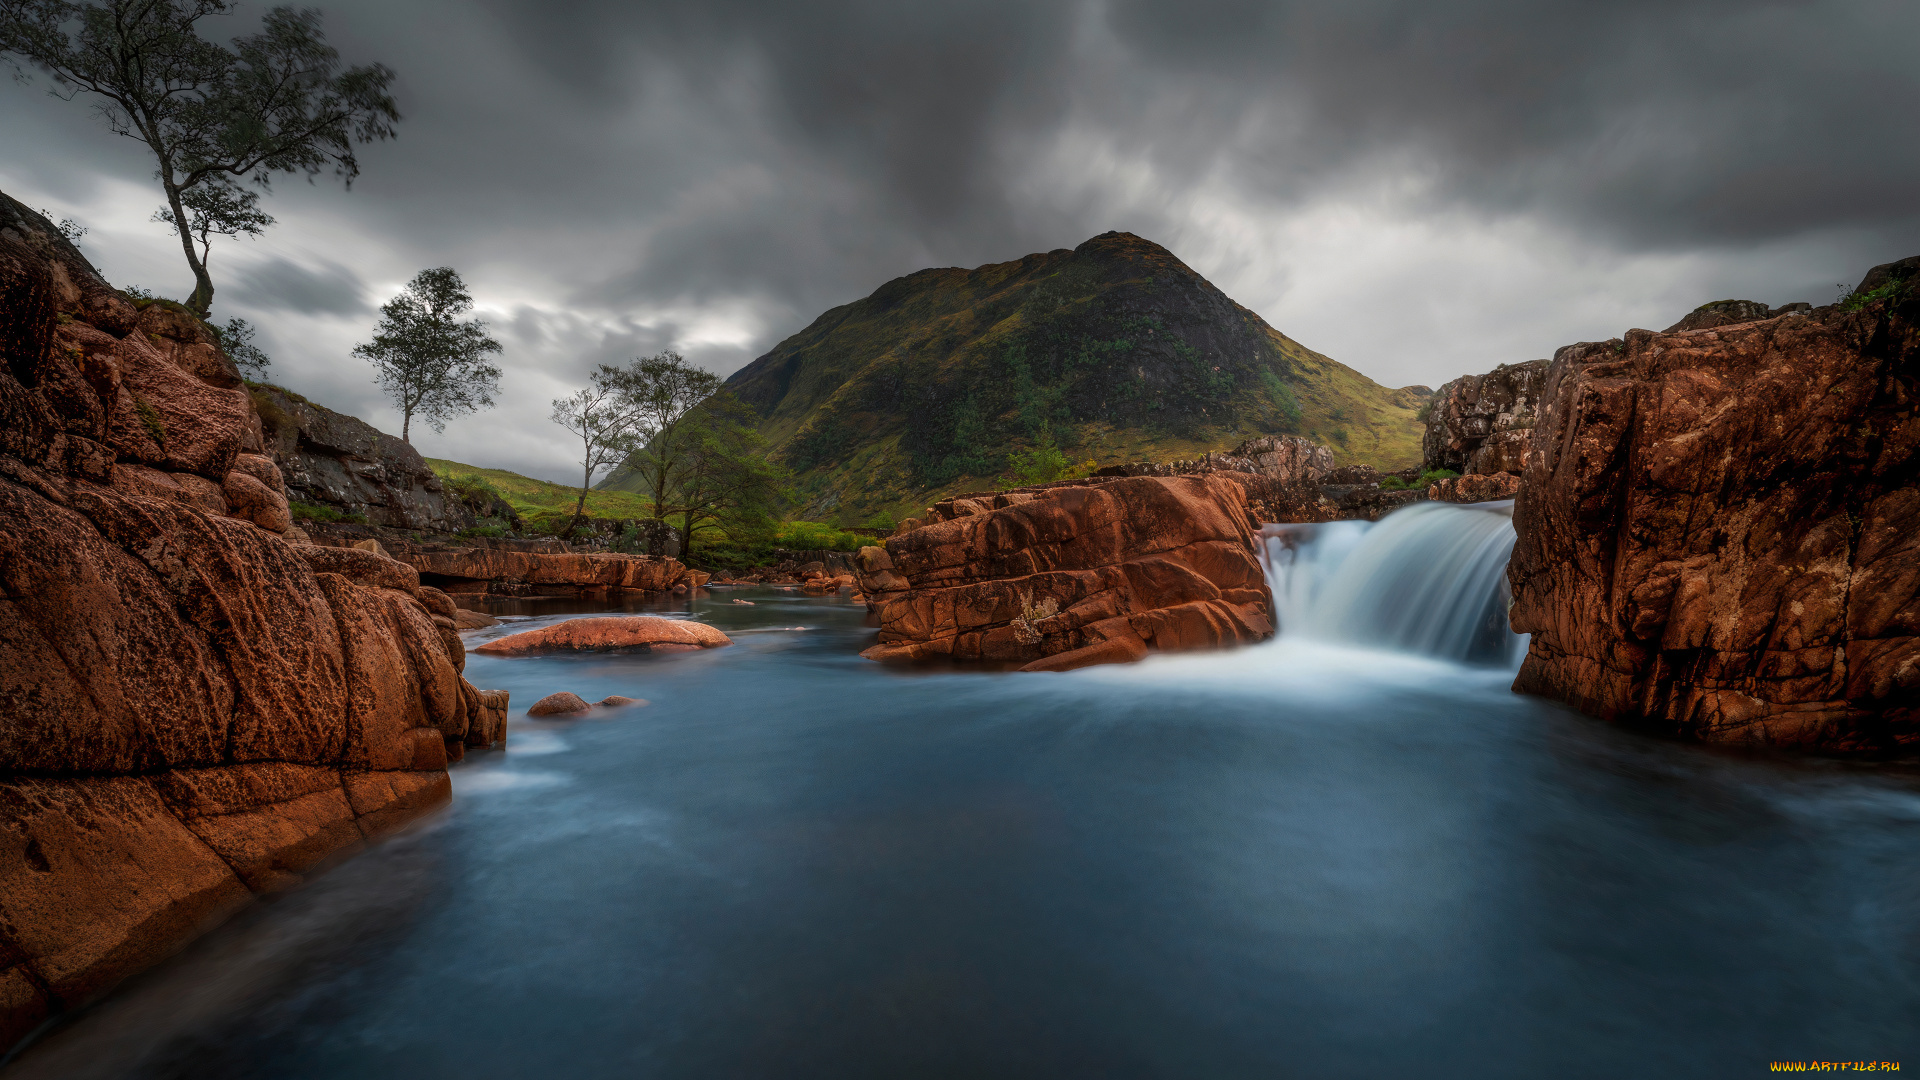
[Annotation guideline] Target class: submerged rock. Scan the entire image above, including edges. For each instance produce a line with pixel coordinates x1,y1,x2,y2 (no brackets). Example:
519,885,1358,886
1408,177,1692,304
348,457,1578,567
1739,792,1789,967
1509,259,1920,753
597,695,647,707
527,692,591,717
475,616,733,655
453,608,501,629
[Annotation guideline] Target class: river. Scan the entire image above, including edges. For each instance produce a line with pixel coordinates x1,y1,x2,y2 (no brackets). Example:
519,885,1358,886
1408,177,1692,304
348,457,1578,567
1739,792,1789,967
9,506,1920,1078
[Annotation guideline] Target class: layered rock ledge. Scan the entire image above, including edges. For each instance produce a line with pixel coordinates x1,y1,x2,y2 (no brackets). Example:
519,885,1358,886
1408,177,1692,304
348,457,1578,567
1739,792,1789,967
1508,260,1920,752
856,474,1272,671
394,542,710,596
0,194,508,1048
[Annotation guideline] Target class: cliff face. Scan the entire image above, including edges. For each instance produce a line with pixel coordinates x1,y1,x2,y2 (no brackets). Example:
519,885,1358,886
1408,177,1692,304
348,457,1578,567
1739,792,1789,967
0,193,506,1048
251,385,479,533
1508,258,1920,753
711,232,1425,521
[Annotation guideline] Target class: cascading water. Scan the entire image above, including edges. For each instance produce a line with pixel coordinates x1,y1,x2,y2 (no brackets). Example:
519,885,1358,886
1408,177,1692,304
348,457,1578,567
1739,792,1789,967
1258,500,1529,668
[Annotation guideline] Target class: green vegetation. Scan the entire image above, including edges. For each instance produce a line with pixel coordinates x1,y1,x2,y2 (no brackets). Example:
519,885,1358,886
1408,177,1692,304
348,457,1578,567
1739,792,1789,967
289,500,365,524
722,232,1424,523
425,459,654,523
1379,468,1460,491
1840,277,1911,311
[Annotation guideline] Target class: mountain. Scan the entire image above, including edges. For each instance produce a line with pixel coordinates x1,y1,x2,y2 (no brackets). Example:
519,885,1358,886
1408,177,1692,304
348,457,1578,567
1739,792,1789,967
720,232,1426,521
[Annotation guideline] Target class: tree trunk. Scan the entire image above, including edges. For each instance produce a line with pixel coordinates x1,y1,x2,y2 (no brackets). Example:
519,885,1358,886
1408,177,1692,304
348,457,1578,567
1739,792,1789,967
162,180,215,317
401,410,411,443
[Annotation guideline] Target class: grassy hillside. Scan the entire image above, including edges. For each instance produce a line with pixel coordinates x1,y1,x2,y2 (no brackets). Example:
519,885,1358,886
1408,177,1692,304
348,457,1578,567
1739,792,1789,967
424,459,654,525
704,231,1425,523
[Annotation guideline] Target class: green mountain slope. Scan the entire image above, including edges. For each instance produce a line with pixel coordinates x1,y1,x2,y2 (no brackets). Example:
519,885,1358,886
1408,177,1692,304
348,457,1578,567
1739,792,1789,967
705,232,1423,521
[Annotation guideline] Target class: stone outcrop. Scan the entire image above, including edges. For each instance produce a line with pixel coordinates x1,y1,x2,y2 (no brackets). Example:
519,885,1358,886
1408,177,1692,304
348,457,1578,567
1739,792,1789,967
395,543,709,595
1427,473,1521,503
0,193,507,1048
1663,298,1812,334
475,616,732,655
1095,435,1334,484
1422,360,1548,476
250,384,488,533
1508,258,1920,753
855,475,1272,671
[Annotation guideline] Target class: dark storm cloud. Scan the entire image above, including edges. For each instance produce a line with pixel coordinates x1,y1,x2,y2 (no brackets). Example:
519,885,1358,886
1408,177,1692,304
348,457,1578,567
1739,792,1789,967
227,255,372,316
457,0,1920,262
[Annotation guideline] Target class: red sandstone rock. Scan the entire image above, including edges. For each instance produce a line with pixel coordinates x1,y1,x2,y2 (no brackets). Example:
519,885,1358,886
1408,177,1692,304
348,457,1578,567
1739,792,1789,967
0,192,507,1043
1427,474,1521,503
597,695,646,707
1509,273,1920,753
475,616,733,655
453,608,500,629
399,545,698,594
528,691,591,716
1423,360,1546,475
855,475,1271,671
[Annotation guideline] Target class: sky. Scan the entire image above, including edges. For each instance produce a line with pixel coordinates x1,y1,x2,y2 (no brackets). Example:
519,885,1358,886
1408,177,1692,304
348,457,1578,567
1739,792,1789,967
4,0,1917,484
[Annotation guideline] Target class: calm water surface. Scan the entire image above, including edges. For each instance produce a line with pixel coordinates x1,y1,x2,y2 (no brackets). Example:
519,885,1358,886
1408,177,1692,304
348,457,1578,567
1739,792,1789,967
12,587,1920,1078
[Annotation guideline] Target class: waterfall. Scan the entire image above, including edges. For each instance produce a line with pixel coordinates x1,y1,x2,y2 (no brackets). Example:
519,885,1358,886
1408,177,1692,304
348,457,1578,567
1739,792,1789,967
1257,501,1528,668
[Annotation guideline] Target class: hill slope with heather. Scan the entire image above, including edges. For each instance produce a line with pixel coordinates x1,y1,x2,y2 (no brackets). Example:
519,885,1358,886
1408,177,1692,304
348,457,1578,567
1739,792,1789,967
694,232,1425,521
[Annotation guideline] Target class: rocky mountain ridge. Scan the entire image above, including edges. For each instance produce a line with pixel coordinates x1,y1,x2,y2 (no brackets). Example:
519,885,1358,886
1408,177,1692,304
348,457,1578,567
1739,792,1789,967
720,231,1427,522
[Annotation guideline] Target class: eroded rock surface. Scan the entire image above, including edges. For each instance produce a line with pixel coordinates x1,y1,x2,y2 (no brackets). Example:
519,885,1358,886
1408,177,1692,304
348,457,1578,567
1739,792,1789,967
0,193,507,1047
399,544,708,595
1422,360,1548,476
250,385,510,532
856,475,1272,671
476,616,732,655
1508,261,1920,752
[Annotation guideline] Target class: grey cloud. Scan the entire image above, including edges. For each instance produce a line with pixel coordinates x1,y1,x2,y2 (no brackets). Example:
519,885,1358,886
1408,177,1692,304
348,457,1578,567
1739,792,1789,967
227,255,372,316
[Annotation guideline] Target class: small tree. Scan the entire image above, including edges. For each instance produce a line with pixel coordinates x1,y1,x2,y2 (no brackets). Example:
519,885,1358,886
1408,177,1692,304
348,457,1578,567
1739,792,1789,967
1,1,399,316
210,315,268,377
550,365,650,539
354,267,501,442
616,351,723,548
668,391,790,562
153,179,272,278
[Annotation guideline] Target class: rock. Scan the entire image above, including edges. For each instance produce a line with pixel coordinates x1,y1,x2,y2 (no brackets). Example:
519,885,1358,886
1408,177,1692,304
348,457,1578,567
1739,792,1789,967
1509,265,1920,753
597,695,647,707
295,544,421,593
856,475,1271,671
398,546,693,594
249,384,478,533
453,608,500,629
527,692,591,717
474,616,734,655
1095,435,1335,484
1428,474,1521,503
222,467,291,533
1422,360,1548,475
0,189,509,1045
351,537,390,558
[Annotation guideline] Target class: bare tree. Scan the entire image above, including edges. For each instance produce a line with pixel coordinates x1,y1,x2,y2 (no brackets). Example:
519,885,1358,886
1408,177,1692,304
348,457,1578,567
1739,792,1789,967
0,1,399,315
550,365,650,538
354,267,501,442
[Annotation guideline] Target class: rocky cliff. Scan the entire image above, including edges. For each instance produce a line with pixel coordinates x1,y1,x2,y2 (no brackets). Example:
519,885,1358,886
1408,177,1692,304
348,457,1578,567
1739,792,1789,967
0,193,507,1049
855,474,1272,671
251,385,489,533
1508,257,1920,753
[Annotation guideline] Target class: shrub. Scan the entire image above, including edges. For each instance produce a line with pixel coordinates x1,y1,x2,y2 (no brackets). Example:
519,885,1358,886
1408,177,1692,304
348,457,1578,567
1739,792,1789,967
288,500,366,524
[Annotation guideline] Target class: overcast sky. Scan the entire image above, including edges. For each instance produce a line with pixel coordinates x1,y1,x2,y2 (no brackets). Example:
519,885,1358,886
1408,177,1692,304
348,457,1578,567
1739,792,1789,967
5,0,1916,483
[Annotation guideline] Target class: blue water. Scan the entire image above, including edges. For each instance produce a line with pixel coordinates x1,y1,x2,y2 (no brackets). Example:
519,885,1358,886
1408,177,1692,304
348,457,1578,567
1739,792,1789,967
10,587,1920,1078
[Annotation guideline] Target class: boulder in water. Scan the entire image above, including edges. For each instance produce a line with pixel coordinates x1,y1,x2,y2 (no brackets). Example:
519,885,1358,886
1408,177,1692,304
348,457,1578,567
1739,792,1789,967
855,475,1271,671
475,616,732,655
597,695,647,707
453,608,501,629
527,692,591,716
